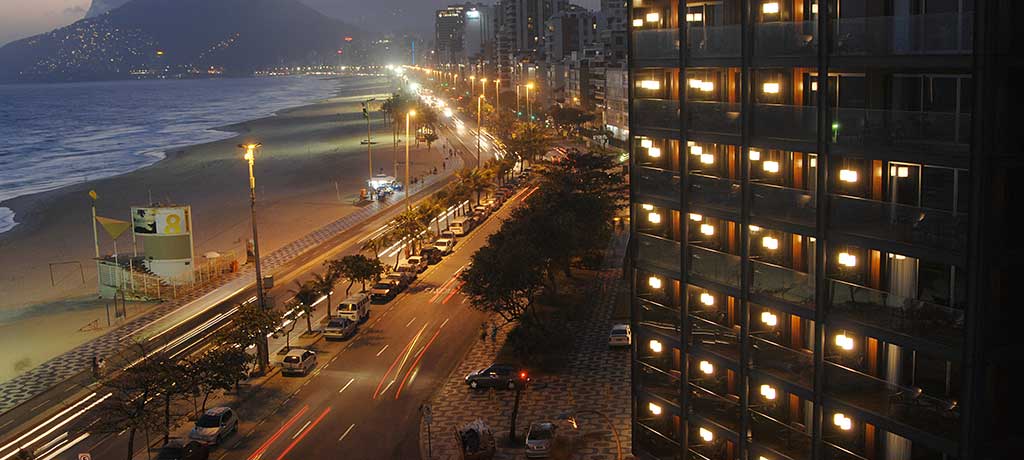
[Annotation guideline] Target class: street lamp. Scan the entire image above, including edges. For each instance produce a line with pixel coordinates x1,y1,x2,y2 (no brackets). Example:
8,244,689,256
480,77,488,98
476,95,484,169
405,110,416,211
516,84,521,116
470,75,476,96
239,142,270,374
494,79,500,114
525,82,535,122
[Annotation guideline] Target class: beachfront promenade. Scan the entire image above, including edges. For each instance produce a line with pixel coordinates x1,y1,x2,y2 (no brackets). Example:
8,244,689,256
0,149,465,418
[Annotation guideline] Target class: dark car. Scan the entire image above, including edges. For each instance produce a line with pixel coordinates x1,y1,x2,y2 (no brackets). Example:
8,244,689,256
420,247,443,265
157,439,209,460
465,364,524,390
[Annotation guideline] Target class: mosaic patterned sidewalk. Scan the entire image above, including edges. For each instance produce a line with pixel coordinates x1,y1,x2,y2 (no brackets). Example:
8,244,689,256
0,156,463,414
419,231,633,460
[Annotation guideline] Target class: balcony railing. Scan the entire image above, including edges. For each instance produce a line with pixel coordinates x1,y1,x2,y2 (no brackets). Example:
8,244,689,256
750,183,816,228
754,21,818,57
825,361,961,441
686,25,741,59
637,233,682,274
633,29,681,63
691,315,740,362
829,279,964,349
688,173,741,214
638,361,682,406
751,336,814,389
753,104,818,142
639,298,681,335
634,98,680,133
689,245,741,289
750,260,816,310
686,101,742,136
749,410,813,460
832,13,973,56
831,108,971,153
829,194,967,252
637,166,681,205
690,385,741,433
635,423,682,460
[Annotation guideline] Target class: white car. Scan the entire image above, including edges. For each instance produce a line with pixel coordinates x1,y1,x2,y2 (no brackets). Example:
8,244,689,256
406,255,428,273
434,238,456,255
281,348,317,376
188,407,239,445
608,324,631,347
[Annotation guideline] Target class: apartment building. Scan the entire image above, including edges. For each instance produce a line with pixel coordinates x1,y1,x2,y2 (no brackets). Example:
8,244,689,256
627,1,1021,459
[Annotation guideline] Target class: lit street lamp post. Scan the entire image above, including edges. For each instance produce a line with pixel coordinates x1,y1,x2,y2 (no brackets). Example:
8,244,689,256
480,78,488,101
240,142,270,374
494,79,500,114
469,75,476,97
516,84,521,116
476,95,484,169
405,110,416,211
525,82,535,122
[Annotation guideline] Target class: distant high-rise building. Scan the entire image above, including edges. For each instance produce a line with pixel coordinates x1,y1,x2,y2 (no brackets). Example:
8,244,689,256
597,0,627,63
544,6,597,62
627,1,1021,460
434,4,467,65
464,4,496,61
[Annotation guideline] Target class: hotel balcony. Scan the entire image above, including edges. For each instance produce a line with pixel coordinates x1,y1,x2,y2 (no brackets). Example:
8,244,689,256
750,183,816,229
690,314,740,363
686,25,741,60
638,233,683,275
750,260,815,311
752,104,818,143
638,361,682,407
751,335,814,390
639,298,682,336
828,195,967,253
637,166,682,206
831,13,973,57
828,279,964,350
635,98,681,134
686,101,742,136
636,423,683,460
749,411,813,460
824,361,960,444
754,21,818,59
689,245,742,289
690,386,742,434
831,108,971,155
688,173,741,216
633,28,681,66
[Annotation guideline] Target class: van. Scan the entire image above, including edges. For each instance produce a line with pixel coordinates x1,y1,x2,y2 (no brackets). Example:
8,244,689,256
336,293,370,323
449,217,472,236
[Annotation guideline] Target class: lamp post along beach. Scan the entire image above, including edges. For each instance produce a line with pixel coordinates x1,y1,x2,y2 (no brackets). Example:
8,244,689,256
240,142,270,374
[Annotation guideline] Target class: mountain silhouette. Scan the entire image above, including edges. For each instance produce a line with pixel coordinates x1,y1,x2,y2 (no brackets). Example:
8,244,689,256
0,0,363,82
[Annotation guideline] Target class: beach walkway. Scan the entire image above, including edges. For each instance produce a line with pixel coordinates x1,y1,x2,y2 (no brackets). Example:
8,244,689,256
0,151,464,419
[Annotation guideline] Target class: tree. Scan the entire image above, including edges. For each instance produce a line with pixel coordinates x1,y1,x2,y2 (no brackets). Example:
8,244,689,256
505,122,552,166
310,269,340,320
423,131,439,151
327,254,384,295
456,168,493,205
289,281,320,334
416,197,445,237
551,106,596,136
91,343,164,460
154,357,191,444
387,209,429,266
187,346,249,413
460,224,545,327
218,302,279,375
361,235,388,260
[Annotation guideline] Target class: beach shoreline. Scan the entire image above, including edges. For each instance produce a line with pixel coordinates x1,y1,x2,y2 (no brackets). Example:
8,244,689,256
0,74,423,318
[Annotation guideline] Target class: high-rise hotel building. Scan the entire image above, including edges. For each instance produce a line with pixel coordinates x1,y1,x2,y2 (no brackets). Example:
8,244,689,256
627,1,1021,459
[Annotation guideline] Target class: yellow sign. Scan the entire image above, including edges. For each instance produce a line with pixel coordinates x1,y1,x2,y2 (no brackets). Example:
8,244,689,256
96,216,131,239
88,190,98,201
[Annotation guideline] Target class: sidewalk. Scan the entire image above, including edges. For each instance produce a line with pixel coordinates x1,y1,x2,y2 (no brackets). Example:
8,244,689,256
418,230,633,460
0,147,464,416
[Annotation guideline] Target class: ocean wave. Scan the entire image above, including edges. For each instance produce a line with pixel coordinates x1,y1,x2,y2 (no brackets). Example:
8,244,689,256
0,75,389,235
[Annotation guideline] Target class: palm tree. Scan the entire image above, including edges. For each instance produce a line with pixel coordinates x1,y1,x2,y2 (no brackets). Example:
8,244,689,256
506,122,551,166
361,233,389,260
310,270,339,320
457,168,494,205
387,209,428,268
289,281,320,334
417,197,446,237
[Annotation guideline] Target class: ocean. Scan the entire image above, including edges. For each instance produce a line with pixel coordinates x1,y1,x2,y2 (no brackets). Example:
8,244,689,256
0,75,353,234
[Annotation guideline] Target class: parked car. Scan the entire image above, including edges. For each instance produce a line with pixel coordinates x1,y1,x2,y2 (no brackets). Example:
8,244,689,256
473,205,491,217
370,279,401,302
608,324,631,347
420,247,443,265
449,217,472,236
465,364,524,390
405,255,428,272
385,271,412,289
281,348,317,376
434,238,456,255
323,317,357,340
188,407,238,445
395,263,420,280
157,439,209,460
439,229,457,240
525,422,557,458
336,293,370,323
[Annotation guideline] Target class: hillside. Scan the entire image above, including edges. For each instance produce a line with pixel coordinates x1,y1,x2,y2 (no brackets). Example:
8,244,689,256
0,0,363,82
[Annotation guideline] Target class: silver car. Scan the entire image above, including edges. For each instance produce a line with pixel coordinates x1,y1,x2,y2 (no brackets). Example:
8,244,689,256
525,421,556,458
188,407,238,445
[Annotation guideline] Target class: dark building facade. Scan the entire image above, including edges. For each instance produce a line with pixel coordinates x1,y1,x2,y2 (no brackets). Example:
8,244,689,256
627,1,1023,459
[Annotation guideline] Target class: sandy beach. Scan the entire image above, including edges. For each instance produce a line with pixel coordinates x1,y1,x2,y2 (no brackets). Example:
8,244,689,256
0,74,447,381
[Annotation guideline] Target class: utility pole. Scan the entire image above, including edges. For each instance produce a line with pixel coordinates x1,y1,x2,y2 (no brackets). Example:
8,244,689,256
240,143,270,374
405,110,416,210
363,98,376,184
476,95,483,169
